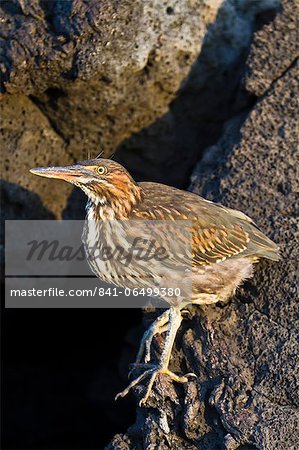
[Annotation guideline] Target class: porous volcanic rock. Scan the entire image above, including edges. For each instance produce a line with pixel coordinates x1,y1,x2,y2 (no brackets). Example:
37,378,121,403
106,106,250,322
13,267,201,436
1,0,222,217
190,60,298,450
115,0,280,187
0,95,72,218
1,0,280,217
107,1,298,448
245,0,299,96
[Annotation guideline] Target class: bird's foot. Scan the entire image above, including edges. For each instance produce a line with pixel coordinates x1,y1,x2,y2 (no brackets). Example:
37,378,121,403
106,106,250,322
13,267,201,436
115,365,197,406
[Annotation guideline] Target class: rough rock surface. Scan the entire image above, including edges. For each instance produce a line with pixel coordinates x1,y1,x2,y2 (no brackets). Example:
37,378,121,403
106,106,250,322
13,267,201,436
107,2,298,449
0,95,73,218
1,0,222,218
2,0,297,449
245,0,299,96
115,0,280,187
0,0,280,217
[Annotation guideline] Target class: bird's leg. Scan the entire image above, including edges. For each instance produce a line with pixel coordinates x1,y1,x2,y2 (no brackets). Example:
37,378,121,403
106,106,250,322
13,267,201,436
116,307,196,406
129,323,169,376
134,309,170,364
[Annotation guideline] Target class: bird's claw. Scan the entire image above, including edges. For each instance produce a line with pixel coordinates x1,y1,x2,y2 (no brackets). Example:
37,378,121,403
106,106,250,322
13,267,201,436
115,366,157,403
116,366,197,406
184,372,197,379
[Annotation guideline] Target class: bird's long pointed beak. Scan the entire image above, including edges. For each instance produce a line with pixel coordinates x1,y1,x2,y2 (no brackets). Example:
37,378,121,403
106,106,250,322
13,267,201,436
30,165,83,182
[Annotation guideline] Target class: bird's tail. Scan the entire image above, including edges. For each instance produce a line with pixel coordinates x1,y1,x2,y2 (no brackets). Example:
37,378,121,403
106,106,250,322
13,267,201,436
248,225,280,261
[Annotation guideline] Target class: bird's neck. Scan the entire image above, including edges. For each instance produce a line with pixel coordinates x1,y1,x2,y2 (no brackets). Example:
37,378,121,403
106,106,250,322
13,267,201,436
86,184,143,221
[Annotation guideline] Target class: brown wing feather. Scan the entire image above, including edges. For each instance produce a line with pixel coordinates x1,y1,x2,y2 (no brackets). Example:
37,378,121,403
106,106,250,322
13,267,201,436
191,223,249,267
132,182,279,267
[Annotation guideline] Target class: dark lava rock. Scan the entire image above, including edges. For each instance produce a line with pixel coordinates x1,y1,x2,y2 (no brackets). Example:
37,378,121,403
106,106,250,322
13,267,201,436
1,3,258,448
1,0,219,217
245,0,299,96
115,0,281,188
107,2,298,449
190,60,299,450
2,1,297,449
0,0,280,216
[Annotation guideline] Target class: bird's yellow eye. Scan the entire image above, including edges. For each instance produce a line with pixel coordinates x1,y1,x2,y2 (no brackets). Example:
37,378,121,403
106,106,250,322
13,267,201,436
97,166,106,175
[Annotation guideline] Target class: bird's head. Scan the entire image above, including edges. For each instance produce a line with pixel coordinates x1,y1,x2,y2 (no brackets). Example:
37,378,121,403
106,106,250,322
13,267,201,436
30,159,142,209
